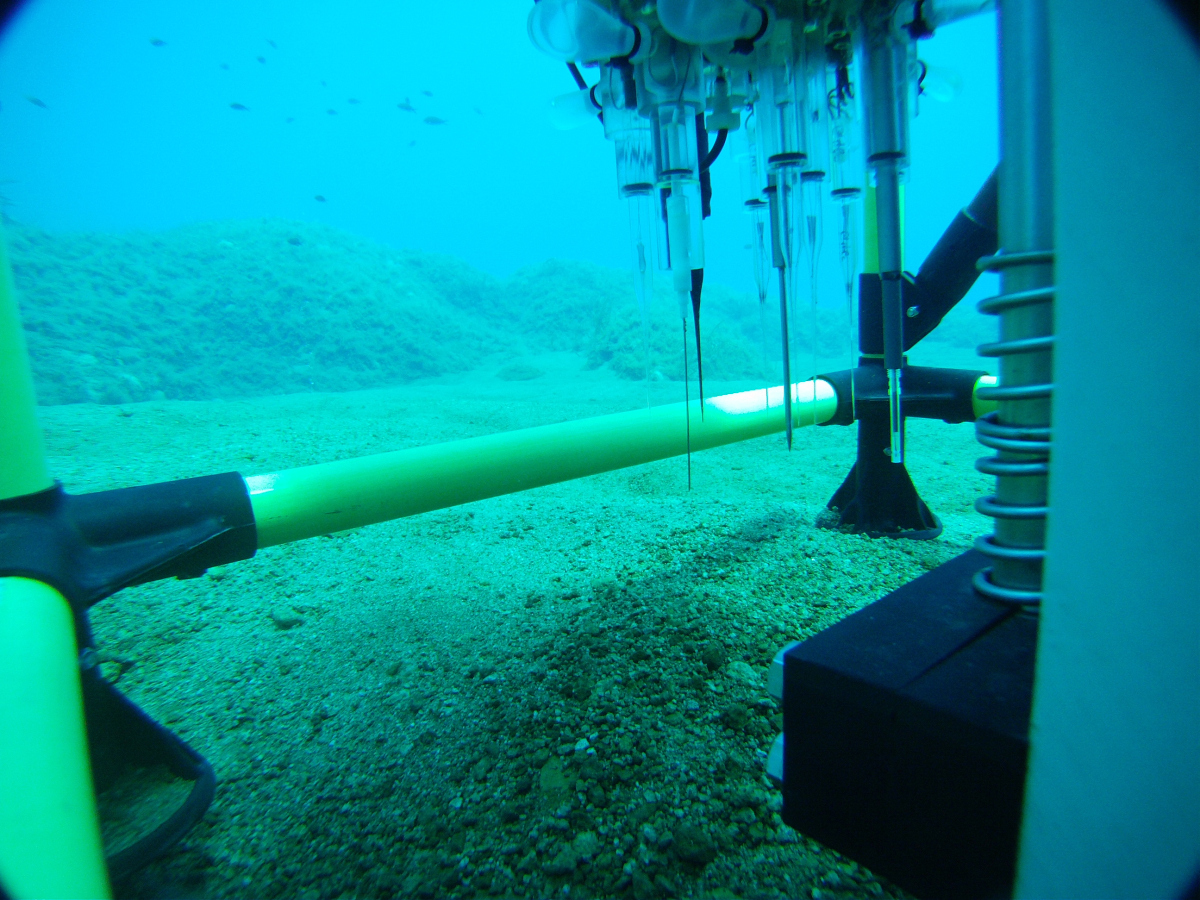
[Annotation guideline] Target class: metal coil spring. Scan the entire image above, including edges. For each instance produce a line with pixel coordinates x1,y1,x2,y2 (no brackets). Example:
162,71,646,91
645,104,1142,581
972,250,1055,606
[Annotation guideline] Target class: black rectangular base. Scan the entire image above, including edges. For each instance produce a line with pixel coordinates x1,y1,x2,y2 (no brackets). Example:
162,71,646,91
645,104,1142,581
781,550,1036,900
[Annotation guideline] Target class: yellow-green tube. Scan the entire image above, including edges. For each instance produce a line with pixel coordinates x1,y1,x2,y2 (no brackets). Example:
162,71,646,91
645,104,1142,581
0,578,111,900
861,183,906,275
0,231,52,501
249,380,837,548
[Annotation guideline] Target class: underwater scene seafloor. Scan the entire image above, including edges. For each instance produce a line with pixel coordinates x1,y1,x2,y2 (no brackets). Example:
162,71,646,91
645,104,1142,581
22,219,994,900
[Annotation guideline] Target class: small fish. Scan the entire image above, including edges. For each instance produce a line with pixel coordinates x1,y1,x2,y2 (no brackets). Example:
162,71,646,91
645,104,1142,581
149,38,166,47
423,116,446,125
348,98,360,104
257,56,266,64
230,102,249,111
314,195,326,202
25,96,47,109
420,90,433,97
326,108,337,115
397,97,415,112
267,39,277,49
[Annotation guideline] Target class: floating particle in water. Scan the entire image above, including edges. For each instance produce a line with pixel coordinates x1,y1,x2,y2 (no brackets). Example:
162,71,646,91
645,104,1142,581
421,89,433,97
314,195,326,202
348,98,360,104
327,109,337,115
149,37,166,47
220,62,230,70
230,102,249,111
257,56,266,63
423,116,446,125
267,39,277,49
285,116,294,123
25,96,47,109
397,97,415,112
474,106,484,115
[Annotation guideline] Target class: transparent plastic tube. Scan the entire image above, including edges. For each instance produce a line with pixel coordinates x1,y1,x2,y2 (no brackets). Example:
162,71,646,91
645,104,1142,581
626,188,656,389
837,201,861,369
752,27,807,170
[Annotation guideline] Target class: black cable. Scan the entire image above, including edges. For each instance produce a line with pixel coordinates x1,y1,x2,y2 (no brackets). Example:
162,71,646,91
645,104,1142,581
566,62,587,90
701,128,729,170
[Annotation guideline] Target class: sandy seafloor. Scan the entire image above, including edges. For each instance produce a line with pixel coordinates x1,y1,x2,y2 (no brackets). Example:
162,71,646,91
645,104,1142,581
40,349,992,900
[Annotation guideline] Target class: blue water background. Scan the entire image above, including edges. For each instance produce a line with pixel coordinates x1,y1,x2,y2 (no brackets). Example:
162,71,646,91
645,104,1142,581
0,0,997,311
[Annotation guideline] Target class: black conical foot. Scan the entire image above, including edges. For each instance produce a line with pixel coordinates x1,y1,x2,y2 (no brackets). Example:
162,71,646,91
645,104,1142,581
819,393,942,540
821,460,942,539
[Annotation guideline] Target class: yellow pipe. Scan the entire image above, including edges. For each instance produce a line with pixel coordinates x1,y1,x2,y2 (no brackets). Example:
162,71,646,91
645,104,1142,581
973,375,999,418
248,379,838,548
0,578,110,900
0,230,52,500
862,182,906,274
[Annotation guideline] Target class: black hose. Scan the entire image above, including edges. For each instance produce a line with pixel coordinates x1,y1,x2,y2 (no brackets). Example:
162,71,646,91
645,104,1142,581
702,128,728,170
566,62,587,90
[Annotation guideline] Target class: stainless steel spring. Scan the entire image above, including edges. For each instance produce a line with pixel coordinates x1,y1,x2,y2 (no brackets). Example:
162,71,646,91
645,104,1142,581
972,250,1055,606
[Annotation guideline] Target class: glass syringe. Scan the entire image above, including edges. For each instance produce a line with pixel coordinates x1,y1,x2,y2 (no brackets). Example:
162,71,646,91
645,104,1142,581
639,36,706,483
600,63,657,396
826,23,864,419
801,27,829,427
750,19,809,447
739,111,772,403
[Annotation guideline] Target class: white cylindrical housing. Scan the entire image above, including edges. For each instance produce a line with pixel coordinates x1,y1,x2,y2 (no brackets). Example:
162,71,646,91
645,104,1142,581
859,26,911,168
528,0,636,62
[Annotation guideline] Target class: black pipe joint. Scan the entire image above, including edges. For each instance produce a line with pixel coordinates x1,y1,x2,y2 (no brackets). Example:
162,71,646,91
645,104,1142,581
819,361,989,428
0,472,257,633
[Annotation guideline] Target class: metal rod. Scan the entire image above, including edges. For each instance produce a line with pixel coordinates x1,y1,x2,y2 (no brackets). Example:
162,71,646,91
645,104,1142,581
766,174,794,449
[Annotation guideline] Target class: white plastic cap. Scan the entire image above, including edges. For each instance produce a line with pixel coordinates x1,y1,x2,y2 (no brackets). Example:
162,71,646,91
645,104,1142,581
548,87,601,129
767,641,800,701
528,0,636,63
657,0,765,46
766,733,785,784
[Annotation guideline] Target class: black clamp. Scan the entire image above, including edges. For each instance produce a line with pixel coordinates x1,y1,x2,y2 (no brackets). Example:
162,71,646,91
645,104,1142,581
0,471,256,624
0,471,256,882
